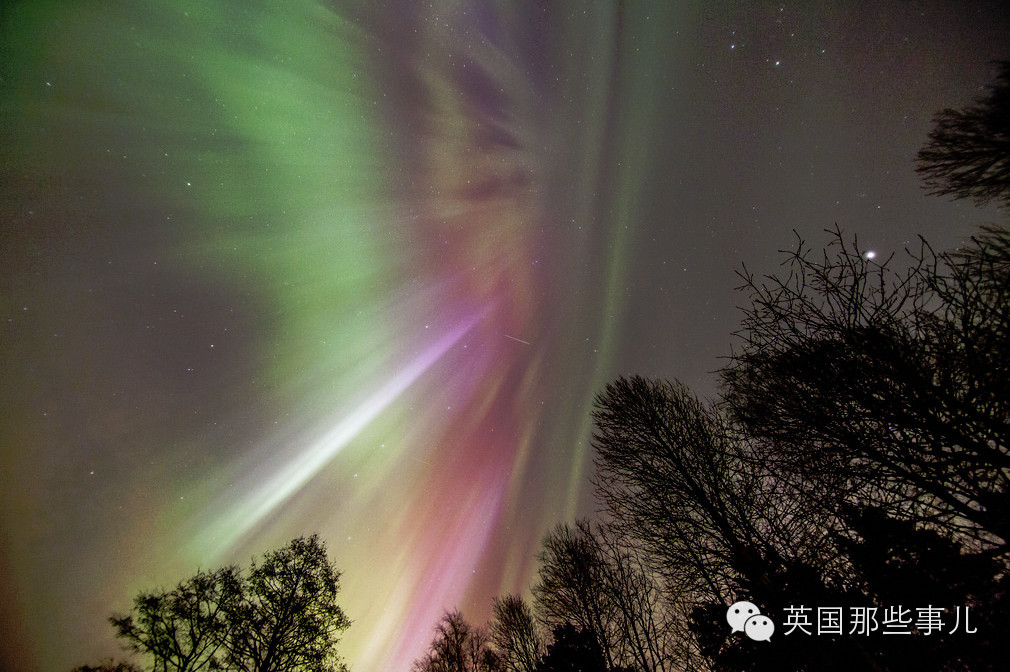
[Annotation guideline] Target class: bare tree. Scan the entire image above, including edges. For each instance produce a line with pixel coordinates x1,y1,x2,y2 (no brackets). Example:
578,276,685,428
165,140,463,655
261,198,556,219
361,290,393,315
592,377,785,599
916,62,1010,206
531,522,620,671
110,567,236,672
586,226,1010,672
721,228,1010,551
595,527,681,672
591,375,849,670
466,623,501,672
412,610,500,672
490,595,542,672
221,535,351,672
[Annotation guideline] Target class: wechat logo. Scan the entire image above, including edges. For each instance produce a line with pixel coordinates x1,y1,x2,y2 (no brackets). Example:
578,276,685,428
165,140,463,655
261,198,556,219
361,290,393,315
727,600,775,642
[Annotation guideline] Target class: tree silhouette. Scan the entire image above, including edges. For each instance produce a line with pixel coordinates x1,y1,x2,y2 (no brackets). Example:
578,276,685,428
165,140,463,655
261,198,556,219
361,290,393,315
593,527,680,672
110,567,236,672
721,227,1010,551
532,522,620,671
490,595,542,672
99,535,349,672
834,505,1006,672
916,61,1010,206
585,222,1010,671
592,378,753,600
221,535,351,672
592,377,833,599
412,610,500,672
533,625,607,672
590,376,850,671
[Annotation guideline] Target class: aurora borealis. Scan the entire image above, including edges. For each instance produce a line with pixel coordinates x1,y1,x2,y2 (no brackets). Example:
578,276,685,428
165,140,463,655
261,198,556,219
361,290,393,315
2,2,1008,671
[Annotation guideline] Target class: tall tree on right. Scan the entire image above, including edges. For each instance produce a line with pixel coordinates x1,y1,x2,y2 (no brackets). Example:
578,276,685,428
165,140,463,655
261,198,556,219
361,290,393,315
721,226,1010,552
916,61,1010,206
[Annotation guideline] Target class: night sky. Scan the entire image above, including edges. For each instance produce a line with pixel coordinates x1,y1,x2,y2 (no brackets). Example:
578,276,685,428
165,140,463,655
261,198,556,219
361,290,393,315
2,2,1008,671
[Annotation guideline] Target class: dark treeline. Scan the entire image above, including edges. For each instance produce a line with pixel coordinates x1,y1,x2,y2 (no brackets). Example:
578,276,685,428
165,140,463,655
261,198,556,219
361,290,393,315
409,63,1010,672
